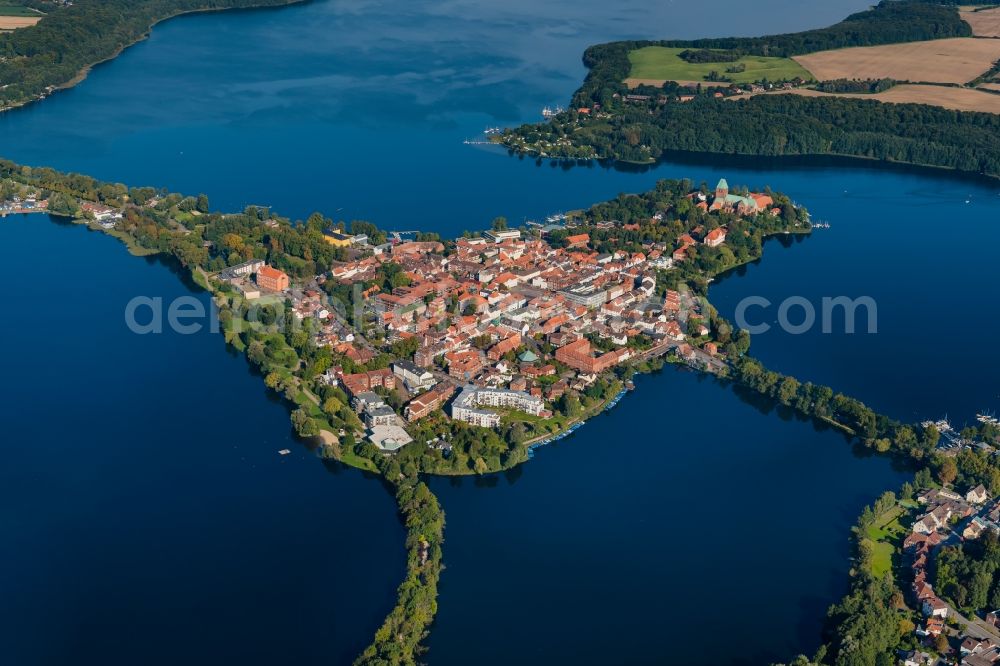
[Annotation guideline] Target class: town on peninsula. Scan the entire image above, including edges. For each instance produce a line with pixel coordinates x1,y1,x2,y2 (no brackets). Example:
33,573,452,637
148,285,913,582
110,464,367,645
5,1,1000,666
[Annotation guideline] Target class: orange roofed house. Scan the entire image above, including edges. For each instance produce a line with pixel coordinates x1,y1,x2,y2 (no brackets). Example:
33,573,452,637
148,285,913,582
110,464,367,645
256,265,290,292
446,349,485,381
487,333,521,361
555,338,630,374
404,382,456,422
704,227,727,247
340,368,395,398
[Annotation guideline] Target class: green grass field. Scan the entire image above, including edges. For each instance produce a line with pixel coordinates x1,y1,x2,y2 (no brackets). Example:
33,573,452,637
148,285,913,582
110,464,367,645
627,46,812,85
0,4,39,16
866,504,909,579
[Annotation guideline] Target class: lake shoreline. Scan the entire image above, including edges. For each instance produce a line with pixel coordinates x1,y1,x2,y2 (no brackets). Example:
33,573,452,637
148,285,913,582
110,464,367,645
6,1,994,663
4,157,922,664
0,0,311,114
509,145,1000,187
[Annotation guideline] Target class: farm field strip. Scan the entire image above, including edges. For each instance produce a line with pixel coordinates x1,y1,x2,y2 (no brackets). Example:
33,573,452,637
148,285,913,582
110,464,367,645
782,84,1000,114
961,6,1000,38
792,38,1000,85
0,16,40,29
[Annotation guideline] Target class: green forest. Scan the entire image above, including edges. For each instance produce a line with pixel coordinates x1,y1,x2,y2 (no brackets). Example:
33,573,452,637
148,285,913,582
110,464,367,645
0,0,305,107
506,93,1000,175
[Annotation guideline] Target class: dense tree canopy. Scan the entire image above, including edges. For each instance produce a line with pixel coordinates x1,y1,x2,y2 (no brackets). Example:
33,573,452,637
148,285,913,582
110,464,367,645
507,91,1000,178
936,532,1000,614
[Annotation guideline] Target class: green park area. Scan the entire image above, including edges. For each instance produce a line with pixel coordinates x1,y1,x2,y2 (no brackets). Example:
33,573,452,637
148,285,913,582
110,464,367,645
627,46,812,85
865,501,914,578
0,4,39,16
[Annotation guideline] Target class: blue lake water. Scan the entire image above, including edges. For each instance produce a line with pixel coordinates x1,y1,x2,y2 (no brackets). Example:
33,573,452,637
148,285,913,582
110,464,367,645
428,368,909,666
0,214,404,666
0,0,870,231
708,162,1000,424
2,0,996,663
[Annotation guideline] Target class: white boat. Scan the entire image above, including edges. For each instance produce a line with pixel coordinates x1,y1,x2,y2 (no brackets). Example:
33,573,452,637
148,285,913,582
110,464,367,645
278,449,291,456
977,413,998,426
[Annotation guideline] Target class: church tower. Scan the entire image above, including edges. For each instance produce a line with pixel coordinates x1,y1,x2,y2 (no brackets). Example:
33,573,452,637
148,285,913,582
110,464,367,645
715,178,729,201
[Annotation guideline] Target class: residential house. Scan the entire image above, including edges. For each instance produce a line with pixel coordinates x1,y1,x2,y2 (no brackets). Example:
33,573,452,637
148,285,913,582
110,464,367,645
404,383,455,422
446,349,485,381
968,485,990,505
922,596,948,618
704,227,727,247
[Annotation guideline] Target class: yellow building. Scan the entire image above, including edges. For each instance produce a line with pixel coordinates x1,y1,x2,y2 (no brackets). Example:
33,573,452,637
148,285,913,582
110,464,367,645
323,230,353,247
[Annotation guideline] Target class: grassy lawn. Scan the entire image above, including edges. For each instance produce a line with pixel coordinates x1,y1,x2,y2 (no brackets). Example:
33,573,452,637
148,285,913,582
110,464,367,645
293,389,328,420
866,504,909,578
501,409,568,435
191,266,211,291
0,4,40,16
627,46,812,84
336,447,377,472
869,540,894,578
501,382,623,445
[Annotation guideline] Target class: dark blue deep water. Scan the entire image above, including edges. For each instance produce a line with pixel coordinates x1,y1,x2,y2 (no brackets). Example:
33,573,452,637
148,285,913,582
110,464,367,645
0,0,870,231
0,215,404,666
707,162,1000,424
428,369,909,666
2,0,996,664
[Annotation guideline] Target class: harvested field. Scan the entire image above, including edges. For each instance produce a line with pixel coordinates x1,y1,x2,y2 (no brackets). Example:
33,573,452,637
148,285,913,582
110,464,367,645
0,16,39,29
961,6,1000,38
784,84,1000,114
792,38,1000,85
978,82,1000,92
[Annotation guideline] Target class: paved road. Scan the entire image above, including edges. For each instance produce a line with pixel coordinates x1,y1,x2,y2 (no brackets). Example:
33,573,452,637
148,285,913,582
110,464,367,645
941,600,1000,642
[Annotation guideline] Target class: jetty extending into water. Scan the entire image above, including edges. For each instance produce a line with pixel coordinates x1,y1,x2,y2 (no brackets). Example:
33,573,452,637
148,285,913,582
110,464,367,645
922,415,998,454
